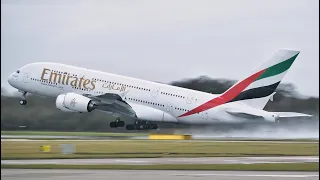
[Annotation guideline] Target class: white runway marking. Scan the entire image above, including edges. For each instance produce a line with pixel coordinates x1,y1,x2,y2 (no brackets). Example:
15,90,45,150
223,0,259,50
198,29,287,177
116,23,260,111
2,156,318,165
173,173,319,178
114,160,149,163
2,169,319,180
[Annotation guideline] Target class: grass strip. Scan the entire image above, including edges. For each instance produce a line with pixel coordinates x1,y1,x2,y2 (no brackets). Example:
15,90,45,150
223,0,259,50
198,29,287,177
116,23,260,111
2,140,318,159
1,131,145,137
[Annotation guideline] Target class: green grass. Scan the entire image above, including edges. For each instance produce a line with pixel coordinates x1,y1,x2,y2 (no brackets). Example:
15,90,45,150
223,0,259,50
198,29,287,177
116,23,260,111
1,163,319,171
1,140,318,159
1,131,146,137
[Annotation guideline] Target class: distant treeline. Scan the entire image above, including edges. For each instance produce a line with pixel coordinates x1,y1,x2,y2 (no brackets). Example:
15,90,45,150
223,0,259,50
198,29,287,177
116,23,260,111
1,76,319,131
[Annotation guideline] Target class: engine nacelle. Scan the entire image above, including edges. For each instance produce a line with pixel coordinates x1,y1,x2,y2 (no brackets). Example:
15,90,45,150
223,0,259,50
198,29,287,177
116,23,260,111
56,93,95,113
56,94,78,112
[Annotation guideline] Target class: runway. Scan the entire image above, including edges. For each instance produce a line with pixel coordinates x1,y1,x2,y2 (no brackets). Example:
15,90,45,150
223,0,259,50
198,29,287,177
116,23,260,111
1,138,318,144
1,169,319,180
2,135,319,143
2,156,318,165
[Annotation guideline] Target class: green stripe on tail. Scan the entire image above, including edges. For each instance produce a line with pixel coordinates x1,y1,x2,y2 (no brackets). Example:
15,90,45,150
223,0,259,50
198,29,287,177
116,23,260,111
255,53,299,81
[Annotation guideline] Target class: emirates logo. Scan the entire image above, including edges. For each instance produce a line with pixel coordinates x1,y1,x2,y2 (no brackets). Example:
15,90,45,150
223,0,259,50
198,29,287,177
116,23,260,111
70,98,77,107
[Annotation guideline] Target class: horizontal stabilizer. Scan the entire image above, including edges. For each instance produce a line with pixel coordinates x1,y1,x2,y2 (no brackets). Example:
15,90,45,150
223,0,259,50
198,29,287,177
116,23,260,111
225,108,264,119
271,112,313,118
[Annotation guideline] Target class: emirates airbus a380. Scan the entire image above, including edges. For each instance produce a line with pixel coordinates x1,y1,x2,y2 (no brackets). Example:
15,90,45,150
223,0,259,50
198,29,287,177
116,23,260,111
8,49,312,130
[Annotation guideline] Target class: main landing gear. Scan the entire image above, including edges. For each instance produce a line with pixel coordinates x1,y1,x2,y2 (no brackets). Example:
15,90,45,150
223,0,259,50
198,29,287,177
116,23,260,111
126,120,158,130
19,91,27,105
110,118,158,130
110,117,125,128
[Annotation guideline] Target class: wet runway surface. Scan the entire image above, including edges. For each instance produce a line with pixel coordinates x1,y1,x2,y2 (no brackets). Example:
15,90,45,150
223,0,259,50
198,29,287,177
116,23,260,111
2,135,318,143
2,156,318,165
1,169,319,180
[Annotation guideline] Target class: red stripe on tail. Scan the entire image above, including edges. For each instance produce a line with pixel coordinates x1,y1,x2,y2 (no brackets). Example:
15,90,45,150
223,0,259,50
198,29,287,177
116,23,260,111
178,69,266,117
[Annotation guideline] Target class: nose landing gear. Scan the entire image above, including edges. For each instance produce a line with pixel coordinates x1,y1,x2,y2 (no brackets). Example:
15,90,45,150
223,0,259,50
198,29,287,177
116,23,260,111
19,100,27,105
19,91,27,105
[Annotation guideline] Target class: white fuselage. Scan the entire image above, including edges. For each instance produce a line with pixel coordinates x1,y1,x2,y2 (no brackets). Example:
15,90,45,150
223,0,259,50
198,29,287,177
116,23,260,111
8,62,270,125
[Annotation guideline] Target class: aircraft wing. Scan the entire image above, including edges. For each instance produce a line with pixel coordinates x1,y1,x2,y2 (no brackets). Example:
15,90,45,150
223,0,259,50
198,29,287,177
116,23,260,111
82,93,137,118
270,112,313,118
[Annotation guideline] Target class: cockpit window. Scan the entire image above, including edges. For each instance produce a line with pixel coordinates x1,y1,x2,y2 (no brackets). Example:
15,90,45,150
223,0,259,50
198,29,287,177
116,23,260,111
16,70,20,73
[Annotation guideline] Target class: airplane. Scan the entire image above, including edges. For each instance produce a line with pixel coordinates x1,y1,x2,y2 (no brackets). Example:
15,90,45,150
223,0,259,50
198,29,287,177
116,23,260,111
7,49,312,130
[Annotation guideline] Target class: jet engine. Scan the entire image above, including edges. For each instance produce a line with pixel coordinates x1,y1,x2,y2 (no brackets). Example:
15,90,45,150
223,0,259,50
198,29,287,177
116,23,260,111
56,93,96,112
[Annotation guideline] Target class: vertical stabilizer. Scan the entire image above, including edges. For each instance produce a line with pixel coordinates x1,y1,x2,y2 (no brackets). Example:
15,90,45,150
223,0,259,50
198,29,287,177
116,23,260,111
225,49,300,109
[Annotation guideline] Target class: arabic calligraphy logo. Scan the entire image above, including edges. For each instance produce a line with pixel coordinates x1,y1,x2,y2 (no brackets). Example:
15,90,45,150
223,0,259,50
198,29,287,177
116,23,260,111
102,83,127,92
70,98,77,107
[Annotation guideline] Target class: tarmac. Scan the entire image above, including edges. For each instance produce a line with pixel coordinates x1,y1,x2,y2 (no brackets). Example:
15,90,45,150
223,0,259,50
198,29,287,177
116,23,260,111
1,138,319,144
1,156,318,165
1,135,319,142
1,169,319,180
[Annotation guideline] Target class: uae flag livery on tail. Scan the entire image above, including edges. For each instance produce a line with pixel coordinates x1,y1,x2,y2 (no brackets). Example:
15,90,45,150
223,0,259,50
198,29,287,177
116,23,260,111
179,49,300,118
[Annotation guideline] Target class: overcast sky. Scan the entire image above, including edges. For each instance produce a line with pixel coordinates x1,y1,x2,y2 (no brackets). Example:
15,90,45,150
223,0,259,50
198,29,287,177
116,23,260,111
1,0,319,97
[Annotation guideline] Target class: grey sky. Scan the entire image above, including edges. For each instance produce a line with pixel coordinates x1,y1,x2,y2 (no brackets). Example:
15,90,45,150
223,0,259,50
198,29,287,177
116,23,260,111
1,0,319,97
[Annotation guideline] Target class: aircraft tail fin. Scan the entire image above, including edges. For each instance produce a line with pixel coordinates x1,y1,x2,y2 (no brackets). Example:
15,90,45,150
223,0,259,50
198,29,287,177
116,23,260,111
220,49,300,109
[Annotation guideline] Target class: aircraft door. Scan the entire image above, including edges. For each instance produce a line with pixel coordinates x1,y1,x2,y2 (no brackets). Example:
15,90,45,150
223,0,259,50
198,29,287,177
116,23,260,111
165,102,173,113
79,72,87,80
186,93,196,104
23,73,29,83
151,88,160,97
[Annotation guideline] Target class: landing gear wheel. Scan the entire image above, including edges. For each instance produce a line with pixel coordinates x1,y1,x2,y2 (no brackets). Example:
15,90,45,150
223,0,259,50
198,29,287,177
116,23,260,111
18,91,27,105
138,124,142,130
126,124,134,130
110,118,125,128
152,124,158,129
118,121,125,127
110,122,117,128
19,100,27,105
126,120,158,130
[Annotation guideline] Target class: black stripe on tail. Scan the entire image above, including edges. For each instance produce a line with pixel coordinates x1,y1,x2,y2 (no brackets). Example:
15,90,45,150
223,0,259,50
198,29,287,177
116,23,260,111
229,81,281,102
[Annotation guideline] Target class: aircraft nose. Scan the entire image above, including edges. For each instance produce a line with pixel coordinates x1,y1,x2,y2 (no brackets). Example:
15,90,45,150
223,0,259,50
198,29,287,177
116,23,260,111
8,73,15,86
